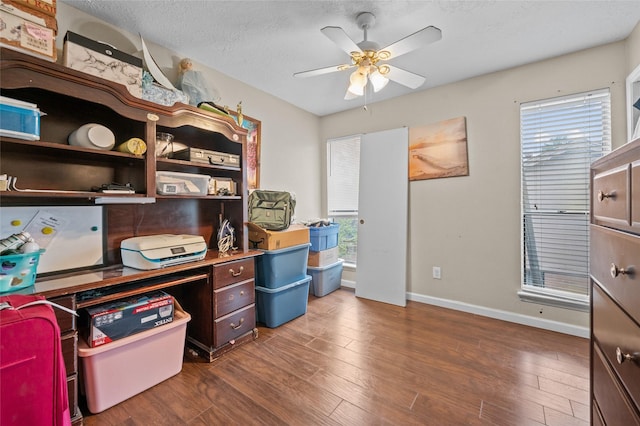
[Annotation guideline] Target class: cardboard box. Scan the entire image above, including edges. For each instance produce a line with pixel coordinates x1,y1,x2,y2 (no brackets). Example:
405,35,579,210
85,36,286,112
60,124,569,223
84,291,174,348
0,9,56,61
62,31,143,98
307,246,339,267
78,306,190,413
247,222,310,250
0,0,57,32
10,0,55,17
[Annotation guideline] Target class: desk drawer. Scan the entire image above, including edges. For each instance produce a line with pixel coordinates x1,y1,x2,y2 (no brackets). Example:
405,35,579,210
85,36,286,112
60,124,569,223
213,304,255,348
67,373,78,418
60,331,77,375
592,164,629,227
592,344,640,425
593,284,640,408
590,225,640,321
213,258,255,289
50,295,76,333
214,280,254,318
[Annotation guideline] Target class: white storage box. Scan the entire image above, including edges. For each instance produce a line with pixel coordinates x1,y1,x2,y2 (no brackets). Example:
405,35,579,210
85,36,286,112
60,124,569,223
307,246,339,267
63,31,143,98
156,171,210,196
78,307,190,413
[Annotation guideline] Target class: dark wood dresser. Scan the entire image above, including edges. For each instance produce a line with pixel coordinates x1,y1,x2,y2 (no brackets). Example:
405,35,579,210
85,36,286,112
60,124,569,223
590,136,640,425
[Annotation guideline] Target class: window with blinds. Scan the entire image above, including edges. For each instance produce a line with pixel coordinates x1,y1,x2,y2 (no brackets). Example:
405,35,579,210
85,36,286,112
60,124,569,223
520,89,611,308
327,135,361,264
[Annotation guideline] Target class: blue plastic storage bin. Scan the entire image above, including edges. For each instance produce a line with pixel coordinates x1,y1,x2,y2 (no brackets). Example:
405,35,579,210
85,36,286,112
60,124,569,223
0,100,41,141
255,275,311,328
307,259,344,297
255,243,310,288
308,224,339,252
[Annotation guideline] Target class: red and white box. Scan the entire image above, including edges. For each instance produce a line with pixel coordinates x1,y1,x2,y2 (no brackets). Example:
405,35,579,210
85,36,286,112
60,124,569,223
84,291,174,348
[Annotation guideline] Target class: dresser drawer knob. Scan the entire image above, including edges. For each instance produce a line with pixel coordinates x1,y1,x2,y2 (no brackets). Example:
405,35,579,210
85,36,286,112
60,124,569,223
229,266,244,277
230,318,244,330
616,347,635,364
597,190,615,202
610,263,631,278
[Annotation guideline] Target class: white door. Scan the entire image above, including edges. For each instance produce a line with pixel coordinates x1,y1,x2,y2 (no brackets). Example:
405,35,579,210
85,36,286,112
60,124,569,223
355,127,408,307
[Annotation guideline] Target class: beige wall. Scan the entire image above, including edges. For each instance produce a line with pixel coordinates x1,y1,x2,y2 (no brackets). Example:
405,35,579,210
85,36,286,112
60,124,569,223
627,20,640,74
56,3,323,221
320,42,630,332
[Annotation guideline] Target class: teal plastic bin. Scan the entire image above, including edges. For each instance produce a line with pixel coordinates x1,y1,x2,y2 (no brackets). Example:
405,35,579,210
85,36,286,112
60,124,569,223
255,243,310,288
255,275,311,327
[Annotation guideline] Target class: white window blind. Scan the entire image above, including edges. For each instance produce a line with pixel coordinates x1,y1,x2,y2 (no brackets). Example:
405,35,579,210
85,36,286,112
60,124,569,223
327,135,361,265
520,89,611,308
327,135,361,216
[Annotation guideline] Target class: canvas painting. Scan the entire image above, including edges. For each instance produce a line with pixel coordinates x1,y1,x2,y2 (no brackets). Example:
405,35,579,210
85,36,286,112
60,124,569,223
409,116,469,181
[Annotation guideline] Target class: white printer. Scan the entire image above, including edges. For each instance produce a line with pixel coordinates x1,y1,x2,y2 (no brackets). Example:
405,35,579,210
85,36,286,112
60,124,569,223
120,234,207,270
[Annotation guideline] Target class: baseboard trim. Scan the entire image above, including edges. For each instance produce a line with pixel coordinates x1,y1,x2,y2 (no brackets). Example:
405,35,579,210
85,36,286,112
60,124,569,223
407,292,589,338
337,283,588,337
341,279,355,289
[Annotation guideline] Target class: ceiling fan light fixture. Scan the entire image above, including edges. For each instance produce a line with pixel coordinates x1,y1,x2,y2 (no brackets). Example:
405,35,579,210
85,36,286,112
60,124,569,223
348,70,366,96
369,68,389,92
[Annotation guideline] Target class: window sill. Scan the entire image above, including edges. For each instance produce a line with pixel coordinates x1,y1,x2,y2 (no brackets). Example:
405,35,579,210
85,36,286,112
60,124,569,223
518,287,589,312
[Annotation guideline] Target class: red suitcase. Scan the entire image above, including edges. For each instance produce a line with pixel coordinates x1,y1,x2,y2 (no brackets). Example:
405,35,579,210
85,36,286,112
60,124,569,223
0,294,71,426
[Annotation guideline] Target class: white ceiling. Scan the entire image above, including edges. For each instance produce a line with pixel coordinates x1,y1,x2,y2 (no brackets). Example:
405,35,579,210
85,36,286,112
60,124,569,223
60,1,640,117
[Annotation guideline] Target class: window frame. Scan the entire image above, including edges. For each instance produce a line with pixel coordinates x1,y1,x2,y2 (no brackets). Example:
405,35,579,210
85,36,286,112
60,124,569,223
518,88,612,311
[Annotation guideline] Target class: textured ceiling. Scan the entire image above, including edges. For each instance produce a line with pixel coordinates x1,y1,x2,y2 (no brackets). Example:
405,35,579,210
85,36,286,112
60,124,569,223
60,1,640,116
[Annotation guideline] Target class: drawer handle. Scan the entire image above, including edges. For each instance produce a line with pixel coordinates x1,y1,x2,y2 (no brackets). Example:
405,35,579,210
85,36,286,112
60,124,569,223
229,266,244,277
597,190,616,202
230,318,244,330
610,263,631,278
616,347,635,364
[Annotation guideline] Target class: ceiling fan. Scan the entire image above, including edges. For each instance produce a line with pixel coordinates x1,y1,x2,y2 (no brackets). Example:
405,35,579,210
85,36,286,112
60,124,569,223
294,12,442,100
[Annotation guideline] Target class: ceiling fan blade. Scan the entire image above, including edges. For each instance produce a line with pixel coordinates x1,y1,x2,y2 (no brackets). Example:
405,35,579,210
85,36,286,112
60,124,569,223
321,26,363,55
380,26,442,60
385,65,426,89
294,63,354,78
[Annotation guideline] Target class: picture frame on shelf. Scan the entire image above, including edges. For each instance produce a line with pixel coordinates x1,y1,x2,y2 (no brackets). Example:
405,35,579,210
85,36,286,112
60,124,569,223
229,111,261,190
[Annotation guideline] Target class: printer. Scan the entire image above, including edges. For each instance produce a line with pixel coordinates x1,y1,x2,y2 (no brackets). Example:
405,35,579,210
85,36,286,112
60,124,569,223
120,234,207,270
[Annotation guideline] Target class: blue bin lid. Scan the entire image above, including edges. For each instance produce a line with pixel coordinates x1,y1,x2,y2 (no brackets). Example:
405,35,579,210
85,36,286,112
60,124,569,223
255,275,311,293
258,243,311,255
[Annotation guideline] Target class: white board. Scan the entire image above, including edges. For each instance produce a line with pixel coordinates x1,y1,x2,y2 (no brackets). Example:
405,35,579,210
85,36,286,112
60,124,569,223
0,206,104,273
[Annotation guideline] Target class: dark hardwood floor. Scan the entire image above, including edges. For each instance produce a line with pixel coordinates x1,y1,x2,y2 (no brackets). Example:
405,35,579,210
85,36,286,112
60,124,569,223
82,288,590,425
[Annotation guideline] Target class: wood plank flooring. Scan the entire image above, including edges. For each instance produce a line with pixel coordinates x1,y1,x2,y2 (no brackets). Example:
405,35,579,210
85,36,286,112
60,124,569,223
82,288,590,425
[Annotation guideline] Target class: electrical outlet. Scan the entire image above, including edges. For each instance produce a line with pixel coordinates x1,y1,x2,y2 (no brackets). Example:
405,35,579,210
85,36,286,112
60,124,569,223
433,266,441,279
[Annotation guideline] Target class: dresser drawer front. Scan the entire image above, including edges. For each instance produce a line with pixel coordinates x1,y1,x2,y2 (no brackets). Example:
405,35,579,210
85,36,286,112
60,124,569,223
593,164,629,227
213,258,255,289
214,280,255,318
593,284,640,407
590,225,640,321
592,344,640,425
213,304,255,348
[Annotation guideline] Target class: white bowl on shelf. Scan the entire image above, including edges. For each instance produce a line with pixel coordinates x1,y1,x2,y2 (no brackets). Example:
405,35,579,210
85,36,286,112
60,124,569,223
68,123,115,150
